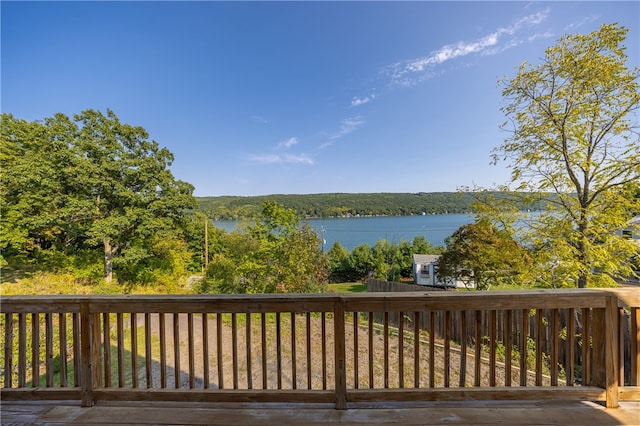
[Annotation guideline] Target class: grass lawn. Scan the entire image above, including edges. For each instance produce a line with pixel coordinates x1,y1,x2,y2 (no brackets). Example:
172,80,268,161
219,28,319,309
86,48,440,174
327,282,367,293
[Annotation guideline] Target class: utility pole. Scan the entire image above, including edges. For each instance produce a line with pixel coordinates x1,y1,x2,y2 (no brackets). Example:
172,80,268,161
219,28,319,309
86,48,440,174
204,217,209,269
321,227,326,253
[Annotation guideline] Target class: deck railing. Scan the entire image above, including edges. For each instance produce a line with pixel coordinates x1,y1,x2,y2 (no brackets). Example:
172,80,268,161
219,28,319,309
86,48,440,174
1,288,638,409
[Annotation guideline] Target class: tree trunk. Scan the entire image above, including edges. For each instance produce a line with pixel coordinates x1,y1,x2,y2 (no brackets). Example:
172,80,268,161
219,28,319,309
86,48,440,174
576,208,589,288
104,239,114,283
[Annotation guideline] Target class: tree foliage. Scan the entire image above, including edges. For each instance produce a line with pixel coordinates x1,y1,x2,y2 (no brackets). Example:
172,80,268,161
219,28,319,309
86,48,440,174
199,201,328,294
326,236,442,283
437,219,532,290
483,23,640,288
1,110,196,284
196,192,544,220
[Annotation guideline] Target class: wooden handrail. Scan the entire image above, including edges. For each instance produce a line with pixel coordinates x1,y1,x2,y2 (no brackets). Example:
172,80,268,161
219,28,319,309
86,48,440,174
1,289,638,409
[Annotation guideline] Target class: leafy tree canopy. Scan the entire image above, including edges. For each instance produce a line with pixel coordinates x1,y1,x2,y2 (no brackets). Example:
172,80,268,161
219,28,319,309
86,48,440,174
437,219,533,290
1,110,196,284
477,23,639,288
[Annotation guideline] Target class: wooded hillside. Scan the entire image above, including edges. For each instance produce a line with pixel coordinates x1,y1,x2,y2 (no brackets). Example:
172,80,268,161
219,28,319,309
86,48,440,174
196,192,547,220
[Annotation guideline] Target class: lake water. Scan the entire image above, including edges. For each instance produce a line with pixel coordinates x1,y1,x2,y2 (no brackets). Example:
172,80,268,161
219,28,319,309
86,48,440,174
214,214,474,250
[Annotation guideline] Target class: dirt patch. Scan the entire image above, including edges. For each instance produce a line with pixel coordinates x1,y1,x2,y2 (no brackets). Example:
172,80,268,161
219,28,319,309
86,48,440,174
106,312,542,391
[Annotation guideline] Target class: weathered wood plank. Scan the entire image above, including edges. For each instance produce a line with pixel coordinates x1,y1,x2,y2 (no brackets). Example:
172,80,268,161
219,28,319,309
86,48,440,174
605,295,619,408
347,386,607,402
333,300,347,410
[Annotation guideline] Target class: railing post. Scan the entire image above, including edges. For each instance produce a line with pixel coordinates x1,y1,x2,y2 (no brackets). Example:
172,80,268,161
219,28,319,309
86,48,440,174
80,301,93,407
333,298,347,410
604,294,619,408
80,300,101,407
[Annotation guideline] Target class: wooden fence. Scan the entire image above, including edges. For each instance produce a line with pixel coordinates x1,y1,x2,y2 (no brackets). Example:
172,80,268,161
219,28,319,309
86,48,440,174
1,289,639,409
368,279,639,386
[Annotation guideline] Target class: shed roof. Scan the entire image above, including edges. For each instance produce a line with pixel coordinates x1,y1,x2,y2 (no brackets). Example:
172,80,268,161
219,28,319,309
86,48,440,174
412,254,440,264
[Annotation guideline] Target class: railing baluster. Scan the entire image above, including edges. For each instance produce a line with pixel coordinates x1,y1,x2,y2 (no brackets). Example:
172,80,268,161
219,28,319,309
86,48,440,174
73,312,80,388
535,309,543,386
203,313,210,389
103,313,111,387
4,313,14,388
368,312,374,389
475,310,482,387
552,309,559,386
45,312,53,387
261,312,267,389
444,310,450,388
429,310,435,388
582,308,591,385
145,313,152,389
353,311,358,389
632,307,639,386
246,313,252,389
520,309,528,387
188,313,194,389
291,312,297,390
567,308,575,386
504,310,512,387
306,312,312,390
460,310,467,387
276,312,282,389
159,313,167,388
231,312,238,389
321,311,327,390
414,311,421,388
18,313,26,388
117,313,124,387
59,313,68,387
31,312,39,387
217,313,223,389
383,311,389,388
131,312,138,388
173,313,180,389
399,311,405,388
489,310,496,387
618,307,625,387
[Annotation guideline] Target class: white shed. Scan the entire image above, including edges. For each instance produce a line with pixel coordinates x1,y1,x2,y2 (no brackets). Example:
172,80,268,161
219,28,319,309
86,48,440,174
412,254,472,289
412,254,446,287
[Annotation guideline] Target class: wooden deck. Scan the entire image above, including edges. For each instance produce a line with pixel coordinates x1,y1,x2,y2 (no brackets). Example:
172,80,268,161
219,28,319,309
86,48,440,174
2,290,639,423
2,399,640,425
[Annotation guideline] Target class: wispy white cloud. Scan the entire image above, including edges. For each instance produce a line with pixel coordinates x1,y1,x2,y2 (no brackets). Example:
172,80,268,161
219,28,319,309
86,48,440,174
564,15,600,32
247,153,314,165
250,115,270,124
276,137,299,150
320,116,366,149
330,116,365,140
351,95,375,107
246,136,313,166
384,9,550,88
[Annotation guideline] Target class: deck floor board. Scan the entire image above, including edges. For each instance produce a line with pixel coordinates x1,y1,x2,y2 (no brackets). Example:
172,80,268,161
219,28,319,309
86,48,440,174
2,400,639,425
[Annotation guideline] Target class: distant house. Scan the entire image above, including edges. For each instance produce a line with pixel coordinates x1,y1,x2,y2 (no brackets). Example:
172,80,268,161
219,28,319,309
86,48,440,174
413,254,473,289
619,215,640,244
619,216,640,281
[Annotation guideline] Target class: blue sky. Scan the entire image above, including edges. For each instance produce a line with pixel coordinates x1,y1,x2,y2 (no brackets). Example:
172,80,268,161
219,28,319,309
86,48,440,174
2,1,638,197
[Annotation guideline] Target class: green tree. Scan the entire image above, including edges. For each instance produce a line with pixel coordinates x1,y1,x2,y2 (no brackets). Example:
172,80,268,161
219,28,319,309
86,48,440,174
327,242,350,283
0,110,196,283
346,244,375,281
71,110,195,282
202,201,327,293
437,219,532,290
1,114,73,265
489,23,640,288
